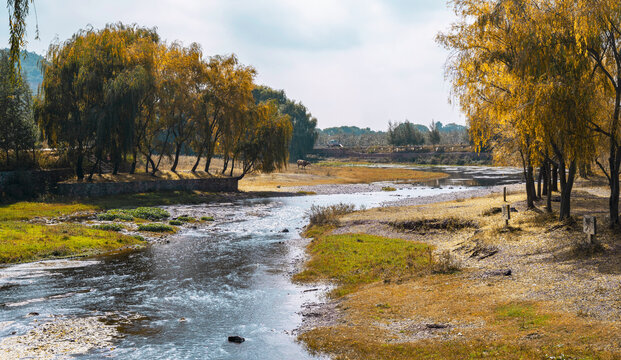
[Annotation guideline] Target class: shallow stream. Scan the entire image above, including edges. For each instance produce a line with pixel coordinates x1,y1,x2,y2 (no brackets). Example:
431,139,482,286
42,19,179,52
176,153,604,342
0,166,523,359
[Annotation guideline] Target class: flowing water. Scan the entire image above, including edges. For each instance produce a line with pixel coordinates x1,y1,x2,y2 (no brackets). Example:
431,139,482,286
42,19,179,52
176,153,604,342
0,166,523,359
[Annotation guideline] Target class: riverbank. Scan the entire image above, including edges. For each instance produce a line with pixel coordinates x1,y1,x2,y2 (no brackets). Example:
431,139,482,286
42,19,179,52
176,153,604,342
295,186,621,359
0,190,292,265
0,163,449,265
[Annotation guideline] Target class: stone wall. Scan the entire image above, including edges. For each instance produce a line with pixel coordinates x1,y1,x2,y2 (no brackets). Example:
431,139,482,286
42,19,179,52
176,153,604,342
55,177,238,198
0,169,74,199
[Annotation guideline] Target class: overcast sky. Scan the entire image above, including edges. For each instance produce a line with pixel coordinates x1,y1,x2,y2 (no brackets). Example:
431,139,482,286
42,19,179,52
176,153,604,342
3,0,463,130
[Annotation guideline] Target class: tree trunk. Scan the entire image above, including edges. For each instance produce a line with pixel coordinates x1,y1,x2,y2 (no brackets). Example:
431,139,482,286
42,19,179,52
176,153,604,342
552,164,558,192
526,165,536,209
229,158,235,177
542,162,549,197
76,148,84,180
608,147,620,228
537,167,543,199
545,162,552,213
171,144,182,172
129,149,137,174
558,160,576,221
221,156,229,175
88,158,99,181
191,147,204,173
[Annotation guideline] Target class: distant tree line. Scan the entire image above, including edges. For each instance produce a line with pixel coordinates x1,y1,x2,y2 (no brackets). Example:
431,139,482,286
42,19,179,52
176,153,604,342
0,24,301,179
387,120,468,147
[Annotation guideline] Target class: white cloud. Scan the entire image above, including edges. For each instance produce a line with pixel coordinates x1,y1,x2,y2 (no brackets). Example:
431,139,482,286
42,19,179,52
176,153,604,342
4,0,463,130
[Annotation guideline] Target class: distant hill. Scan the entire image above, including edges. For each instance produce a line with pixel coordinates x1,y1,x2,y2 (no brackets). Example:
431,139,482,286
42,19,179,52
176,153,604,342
2,49,45,93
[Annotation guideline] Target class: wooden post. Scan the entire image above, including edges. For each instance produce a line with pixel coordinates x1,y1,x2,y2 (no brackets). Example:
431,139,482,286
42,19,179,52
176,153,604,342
503,187,507,202
502,204,511,228
583,215,597,244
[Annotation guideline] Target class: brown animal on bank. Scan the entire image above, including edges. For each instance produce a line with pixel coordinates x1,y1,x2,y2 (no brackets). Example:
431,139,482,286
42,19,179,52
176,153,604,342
297,159,311,169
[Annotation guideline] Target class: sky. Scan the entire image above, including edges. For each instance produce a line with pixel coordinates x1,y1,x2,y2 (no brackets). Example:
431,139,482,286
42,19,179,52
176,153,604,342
2,0,463,130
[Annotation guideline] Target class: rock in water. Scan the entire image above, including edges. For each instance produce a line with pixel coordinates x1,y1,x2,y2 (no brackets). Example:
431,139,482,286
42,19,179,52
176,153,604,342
281,228,290,233
228,336,245,344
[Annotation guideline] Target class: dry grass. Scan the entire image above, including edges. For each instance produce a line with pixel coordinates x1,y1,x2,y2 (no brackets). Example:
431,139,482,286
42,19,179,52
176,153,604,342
240,164,447,192
298,188,621,359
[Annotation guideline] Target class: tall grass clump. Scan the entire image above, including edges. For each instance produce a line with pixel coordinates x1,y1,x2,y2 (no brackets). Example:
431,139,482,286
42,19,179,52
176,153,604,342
307,203,356,226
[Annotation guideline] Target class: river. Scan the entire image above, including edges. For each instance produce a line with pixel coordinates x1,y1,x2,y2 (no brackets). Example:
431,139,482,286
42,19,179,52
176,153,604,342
0,166,523,359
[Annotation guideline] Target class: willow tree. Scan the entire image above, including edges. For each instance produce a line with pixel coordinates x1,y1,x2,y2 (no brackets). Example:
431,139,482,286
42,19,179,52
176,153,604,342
38,24,159,179
439,0,596,219
438,0,541,209
252,85,318,161
158,42,203,172
573,0,621,227
235,100,292,179
6,0,36,72
190,55,256,173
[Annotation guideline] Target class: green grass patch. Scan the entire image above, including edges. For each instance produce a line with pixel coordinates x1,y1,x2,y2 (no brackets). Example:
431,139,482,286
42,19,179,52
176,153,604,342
297,191,318,195
294,230,432,297
92,223,124,232
137,223,176,233
0,191,215,222
381,186,397,192
200,216,214,222
0,222,144,264
495,302,549,330
96,207,170,222
169,220,183,226
176,216,195,223
0,202,98,221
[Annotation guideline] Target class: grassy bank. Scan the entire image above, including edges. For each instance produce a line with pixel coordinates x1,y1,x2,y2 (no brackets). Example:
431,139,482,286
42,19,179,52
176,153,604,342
296,191,621,360
294,228,432,297
0,222,143,263
0,190,230,264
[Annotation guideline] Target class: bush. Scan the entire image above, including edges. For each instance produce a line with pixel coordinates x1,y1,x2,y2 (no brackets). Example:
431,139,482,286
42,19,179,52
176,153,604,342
92,223,123,232
169,220,183,226
432,250,462,274
131,207,170,221
137,223,175,233
307,203,356,226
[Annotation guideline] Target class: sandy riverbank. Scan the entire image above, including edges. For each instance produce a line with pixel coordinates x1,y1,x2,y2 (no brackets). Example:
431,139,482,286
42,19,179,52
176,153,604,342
295,184,621,359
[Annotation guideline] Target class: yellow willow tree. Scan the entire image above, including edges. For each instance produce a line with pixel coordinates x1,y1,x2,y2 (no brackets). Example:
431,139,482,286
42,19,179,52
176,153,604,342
190,55,256,174
438,0,542,209
235,100,292,179
574,0,621,227
157,42,203,172
38,24,158,180
439,0,597,219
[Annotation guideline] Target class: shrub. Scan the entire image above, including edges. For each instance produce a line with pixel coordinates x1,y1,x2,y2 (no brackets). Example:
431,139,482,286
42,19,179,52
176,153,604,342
131,207,170,221
307,203,356,226
169,220,183,226
137,223,175,233
92,223,123,232
432,250,462,274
